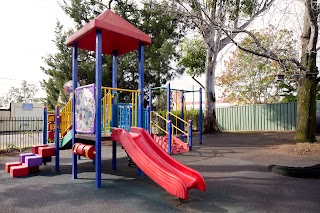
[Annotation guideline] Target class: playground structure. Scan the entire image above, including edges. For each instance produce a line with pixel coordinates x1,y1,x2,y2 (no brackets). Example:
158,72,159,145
4,9,206,200
148,84,203,154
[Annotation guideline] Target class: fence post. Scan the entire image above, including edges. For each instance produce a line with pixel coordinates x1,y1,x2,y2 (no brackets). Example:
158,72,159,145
188,120,193,151
43,107,48,145
54,106,60,172
168,120,172,155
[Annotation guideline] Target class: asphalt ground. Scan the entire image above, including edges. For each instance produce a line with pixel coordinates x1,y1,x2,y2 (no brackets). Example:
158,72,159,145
0,132,320,213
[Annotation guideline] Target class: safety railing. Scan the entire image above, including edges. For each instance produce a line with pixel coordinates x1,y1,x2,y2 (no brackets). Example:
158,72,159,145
60,99,72,137
150,111,169,135
101,87,139,135
166,111,190,146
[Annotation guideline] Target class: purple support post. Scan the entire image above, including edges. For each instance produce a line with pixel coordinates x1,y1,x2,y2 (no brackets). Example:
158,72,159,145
168,120,172,155
112,50,118,171
43,107,47,144
147,106,151,133
199,88,203,145
54,106,60,172
72,42,78,179
95,29,102,188
188,120,193,151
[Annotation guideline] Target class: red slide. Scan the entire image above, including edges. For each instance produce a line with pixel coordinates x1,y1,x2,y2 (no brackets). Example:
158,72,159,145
111,127,206,200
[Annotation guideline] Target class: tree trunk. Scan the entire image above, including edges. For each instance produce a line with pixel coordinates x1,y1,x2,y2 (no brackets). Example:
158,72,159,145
295,0,318,142
295,77,317,142
204,41,221,134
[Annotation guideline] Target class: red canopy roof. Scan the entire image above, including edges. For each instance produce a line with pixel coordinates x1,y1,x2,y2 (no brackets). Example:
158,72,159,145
66,10,151,56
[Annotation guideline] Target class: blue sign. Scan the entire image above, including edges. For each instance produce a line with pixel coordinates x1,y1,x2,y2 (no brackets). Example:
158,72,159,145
22,103,33,111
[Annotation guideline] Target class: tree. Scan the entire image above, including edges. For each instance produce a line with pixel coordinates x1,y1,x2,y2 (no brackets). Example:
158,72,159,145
41,0,185,109
177,37,206,89
166,0,275,133
1,80,39,105
188,0,319,142
217,29,299,105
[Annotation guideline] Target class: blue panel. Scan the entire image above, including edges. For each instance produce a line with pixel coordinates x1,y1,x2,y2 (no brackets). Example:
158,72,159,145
72,43,78,179
95,29,102,188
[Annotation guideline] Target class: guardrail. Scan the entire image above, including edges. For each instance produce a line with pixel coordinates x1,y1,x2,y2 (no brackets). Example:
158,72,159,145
0,117,43,150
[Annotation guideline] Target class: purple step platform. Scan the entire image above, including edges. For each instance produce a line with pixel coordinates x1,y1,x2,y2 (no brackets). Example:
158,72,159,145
19,153,35,163
25,155,43,167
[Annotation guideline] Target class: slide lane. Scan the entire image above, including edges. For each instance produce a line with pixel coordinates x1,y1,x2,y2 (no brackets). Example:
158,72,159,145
111,127,206,200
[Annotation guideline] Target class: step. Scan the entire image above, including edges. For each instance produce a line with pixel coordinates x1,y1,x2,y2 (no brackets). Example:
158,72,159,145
32,145,48,154
25,155,43,167
10,165,29,177
19,153,35,163
38,146,56,157
5,162,22,173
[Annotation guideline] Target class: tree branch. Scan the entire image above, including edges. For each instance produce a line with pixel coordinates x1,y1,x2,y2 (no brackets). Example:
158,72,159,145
191,75,205,90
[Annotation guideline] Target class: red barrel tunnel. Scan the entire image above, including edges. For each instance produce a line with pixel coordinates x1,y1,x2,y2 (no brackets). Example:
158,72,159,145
72,143,95,160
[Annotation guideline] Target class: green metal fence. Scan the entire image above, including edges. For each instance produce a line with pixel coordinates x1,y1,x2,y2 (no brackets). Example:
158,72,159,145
216,102,302,131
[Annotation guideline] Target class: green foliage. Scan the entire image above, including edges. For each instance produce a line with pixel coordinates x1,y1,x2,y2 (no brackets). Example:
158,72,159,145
41,0,185,110
153,109,203,132
177,38,206,77
217,29,299,105
279,81,297,103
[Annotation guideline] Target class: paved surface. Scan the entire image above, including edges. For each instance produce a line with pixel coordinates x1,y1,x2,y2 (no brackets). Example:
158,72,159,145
1,132,320,213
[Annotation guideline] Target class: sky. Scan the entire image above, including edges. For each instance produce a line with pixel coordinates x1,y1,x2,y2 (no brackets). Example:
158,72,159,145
0,0,304,104
0,0,73,97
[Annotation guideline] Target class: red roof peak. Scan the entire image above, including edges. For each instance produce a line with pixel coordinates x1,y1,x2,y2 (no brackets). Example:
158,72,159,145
66,9,151,56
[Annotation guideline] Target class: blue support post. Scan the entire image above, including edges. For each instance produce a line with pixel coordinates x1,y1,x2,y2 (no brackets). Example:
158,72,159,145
147,106,151,133
199,88,203,145
112,50,118,171
188,120,193,151
181,92,185,135
72,43,78,179
148,87,152,133
43,107,47,145
149,86,152,112
168,120,172,155
138,42,145,128
54,106,60,172
137,42,145,176
167,83,171,121
95,29,102,188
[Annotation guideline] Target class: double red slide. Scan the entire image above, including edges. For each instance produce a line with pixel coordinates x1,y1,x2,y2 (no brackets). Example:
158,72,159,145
111,127,206,200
